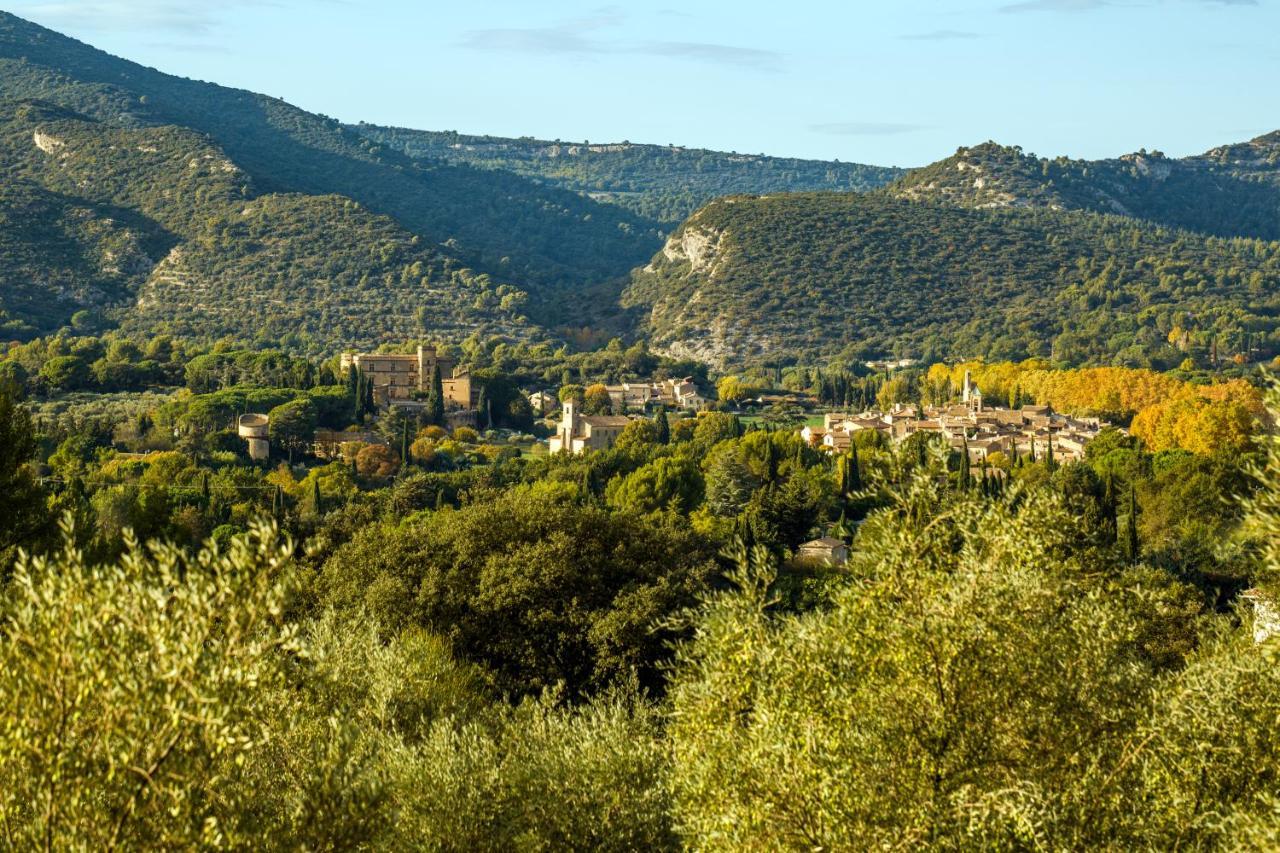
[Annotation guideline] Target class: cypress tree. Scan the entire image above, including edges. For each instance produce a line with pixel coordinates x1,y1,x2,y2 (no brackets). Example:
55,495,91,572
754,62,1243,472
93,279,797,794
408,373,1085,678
1046,434,1056,472
426,363,445,427
271,485,282,520
477,386,490,429
850,445,862,491
200,471,210,505
363,375,375,419
401,418,410,467
654,408,670,444
1102,472,1118,543
312,477,322,516
1125,485,1141,564
958,438,971,491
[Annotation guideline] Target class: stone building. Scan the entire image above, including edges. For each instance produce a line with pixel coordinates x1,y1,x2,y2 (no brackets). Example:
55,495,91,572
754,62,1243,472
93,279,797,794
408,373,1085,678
797,537,850,567
340,345,474,408
547,400,633,454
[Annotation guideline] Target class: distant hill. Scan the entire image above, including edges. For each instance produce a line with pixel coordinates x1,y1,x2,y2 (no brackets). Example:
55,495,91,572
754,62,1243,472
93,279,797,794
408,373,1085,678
0,99,538,348
0,11,663,298
888,139,1280,242
623,192,1280,368
351,124,905,224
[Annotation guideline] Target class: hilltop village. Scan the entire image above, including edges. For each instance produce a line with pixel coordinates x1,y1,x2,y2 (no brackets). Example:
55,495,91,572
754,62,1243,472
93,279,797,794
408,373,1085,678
800,371,1107,465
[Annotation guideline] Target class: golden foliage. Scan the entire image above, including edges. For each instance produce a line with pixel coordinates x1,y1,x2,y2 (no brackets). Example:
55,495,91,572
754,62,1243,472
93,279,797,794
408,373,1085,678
933,361,1264,454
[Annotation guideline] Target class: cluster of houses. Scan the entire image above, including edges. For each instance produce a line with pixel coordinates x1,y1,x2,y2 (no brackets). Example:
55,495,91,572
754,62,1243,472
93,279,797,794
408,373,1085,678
545,377,709,455
800,371,1109,465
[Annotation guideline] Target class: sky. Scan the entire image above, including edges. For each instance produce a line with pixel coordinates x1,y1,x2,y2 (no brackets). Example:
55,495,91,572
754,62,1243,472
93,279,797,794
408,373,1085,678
4,0,1278,167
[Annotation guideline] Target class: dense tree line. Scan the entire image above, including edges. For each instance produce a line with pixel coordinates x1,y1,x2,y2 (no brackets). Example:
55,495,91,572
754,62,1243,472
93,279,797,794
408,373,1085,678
891,140,1280,242
356,123,905,224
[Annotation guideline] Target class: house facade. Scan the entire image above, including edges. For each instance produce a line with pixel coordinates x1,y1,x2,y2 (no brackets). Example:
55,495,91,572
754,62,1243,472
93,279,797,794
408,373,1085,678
548,401,634,454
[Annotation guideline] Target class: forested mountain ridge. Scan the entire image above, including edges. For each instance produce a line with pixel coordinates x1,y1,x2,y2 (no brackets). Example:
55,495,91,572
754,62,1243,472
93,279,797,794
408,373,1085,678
0,98,540,348
352,123,906,224
888,137,1280,241
0,11,663,294
623,191,1280,368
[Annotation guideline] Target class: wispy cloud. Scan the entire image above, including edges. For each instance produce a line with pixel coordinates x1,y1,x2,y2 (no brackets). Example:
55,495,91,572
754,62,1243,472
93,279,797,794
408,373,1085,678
1000,0,1108,11
1001,0,1256,10
901,29,982,40
635,40,781,69
14,1,287,34
811,121,928,136
460,9,782,71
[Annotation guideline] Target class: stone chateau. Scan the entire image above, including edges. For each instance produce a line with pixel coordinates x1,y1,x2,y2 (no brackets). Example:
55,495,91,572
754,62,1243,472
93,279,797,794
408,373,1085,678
340,345,475,409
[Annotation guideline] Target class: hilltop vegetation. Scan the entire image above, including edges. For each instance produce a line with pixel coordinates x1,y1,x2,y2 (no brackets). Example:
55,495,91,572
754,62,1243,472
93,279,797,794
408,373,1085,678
889,139,1280,242
624,192,1280,368
0,11,662,295
0,177,168,338
355,124,904,223
0,99,538,348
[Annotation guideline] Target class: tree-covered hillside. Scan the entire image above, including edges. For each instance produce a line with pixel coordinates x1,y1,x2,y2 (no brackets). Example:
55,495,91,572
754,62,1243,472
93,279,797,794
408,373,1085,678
0,177,169,339
0,100,538,349
623,192,1280,368
0,11,662,293
889,139,1280,242
353,124,905,224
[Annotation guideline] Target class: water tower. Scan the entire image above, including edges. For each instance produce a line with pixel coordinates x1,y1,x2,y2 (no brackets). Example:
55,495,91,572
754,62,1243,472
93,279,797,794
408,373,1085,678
238,413,270,461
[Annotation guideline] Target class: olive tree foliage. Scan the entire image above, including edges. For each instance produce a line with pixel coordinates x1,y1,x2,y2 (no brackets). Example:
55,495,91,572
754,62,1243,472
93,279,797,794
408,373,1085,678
0,519,677,850
668,457,1159,849
667,395,1280,850
0,519,303,849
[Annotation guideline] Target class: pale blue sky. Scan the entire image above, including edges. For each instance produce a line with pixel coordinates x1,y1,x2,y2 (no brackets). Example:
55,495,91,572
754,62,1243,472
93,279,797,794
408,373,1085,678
6,0,1277,167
